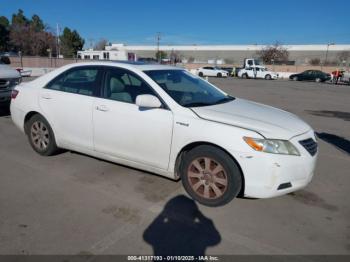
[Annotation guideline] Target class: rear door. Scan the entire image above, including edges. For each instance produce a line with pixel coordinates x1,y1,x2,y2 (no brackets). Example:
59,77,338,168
39,66,103,150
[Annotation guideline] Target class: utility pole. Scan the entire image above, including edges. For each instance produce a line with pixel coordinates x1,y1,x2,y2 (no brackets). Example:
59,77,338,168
324,42,335,69
56,23,60,58
156,32,161,63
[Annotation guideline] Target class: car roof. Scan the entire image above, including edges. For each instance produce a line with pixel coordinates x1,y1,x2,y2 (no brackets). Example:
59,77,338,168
63,61,183,71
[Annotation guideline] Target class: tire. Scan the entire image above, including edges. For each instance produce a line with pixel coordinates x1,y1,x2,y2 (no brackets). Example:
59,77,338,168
180,145,242,207
217,73,222,78
293,76,298,81
265,74,272,80
315,78,321,83
242,73,248,79
25,114,58,156
198,72,203,77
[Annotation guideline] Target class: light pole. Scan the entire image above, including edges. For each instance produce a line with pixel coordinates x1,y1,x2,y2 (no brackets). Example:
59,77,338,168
324,43,335,68
156,32,161,63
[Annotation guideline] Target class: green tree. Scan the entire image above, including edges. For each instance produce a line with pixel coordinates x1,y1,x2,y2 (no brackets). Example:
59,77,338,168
30,14,45,32
59,27,85,58
0,16,10,51
11,9,28,27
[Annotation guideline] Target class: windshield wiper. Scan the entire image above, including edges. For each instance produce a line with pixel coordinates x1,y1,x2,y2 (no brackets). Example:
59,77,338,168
183,102,213,107
183,96,235,108
213,96,235,105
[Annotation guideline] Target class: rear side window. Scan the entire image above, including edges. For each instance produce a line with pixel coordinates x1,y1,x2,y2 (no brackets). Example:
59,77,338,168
46,67,102,97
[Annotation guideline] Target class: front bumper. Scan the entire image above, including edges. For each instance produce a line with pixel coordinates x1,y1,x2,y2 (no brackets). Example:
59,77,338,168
236,130,318,198
0,90,11,105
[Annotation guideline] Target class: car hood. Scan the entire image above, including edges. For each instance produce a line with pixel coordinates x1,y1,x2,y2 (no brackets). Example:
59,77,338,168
191,98,311,140
0,64,20,78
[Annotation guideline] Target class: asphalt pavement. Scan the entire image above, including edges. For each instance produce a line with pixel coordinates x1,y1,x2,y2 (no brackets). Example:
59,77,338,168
0,77,349,255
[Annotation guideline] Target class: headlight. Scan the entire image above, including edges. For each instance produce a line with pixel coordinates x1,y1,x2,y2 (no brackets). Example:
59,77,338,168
243,137,300,156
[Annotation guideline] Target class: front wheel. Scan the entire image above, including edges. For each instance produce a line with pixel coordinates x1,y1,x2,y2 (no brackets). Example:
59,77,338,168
198,72,204,77
217,73,222,78
265,74,272,80
242,73,248,79
293,76,298,81
181,145,242,207
26,114,59,156
315,77,322,83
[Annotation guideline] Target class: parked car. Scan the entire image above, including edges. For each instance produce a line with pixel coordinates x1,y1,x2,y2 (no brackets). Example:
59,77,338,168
11,62,318,206
0,62,21,106
238,66,278,80
340,71,350,85
196,66,228,77
219,67,234,76
289,70,331,82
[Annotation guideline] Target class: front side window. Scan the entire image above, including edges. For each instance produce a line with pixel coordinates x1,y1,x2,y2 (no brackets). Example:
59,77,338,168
46,67,101,96
144,70,234,107
103,68,157,104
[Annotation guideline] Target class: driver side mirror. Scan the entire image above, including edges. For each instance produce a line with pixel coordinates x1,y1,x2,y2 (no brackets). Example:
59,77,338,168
136,94,162,108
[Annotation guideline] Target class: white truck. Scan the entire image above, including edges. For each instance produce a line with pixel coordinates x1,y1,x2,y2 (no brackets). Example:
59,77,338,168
238,59,278,80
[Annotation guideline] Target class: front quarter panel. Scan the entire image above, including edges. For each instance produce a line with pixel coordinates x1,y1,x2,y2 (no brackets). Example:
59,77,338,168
168,110,263,176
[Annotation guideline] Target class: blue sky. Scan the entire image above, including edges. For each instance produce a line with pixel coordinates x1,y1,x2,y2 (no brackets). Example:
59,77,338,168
1,0,350,46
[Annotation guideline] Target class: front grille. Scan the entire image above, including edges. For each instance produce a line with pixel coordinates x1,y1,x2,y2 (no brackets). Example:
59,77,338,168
299,138,318,156
0,79,10,89
0,78,20,90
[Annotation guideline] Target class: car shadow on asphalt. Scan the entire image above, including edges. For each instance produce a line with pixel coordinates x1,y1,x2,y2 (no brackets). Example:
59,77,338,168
316,132,350,155
143,195,221,256
306,110,350,121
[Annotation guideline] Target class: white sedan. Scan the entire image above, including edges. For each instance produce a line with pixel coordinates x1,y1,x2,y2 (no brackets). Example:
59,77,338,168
196,66,228,78
10,62,317,206
238,67,278,80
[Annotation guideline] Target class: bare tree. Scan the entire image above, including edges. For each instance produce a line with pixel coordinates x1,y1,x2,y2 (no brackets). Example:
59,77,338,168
257,42,289,64
94,38,108,50
337,51,350,63
187,56,195,63
309,58,321,66
170,50,182,64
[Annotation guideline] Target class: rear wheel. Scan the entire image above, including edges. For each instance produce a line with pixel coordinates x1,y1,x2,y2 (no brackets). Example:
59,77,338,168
293,76,298,81
265,74,272,80
181,145,242,207
315,77,322,83
242,73,248,79
217,73,222,78
26,114,58,156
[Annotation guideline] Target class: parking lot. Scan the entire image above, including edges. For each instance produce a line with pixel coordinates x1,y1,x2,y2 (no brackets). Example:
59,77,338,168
0,78,349,255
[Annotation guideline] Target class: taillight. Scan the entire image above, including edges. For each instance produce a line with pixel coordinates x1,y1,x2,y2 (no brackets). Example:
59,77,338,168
11,90,19,99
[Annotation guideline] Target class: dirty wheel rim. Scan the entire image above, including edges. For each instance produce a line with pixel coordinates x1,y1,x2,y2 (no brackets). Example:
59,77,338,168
187,157,228,200
30,121,50,151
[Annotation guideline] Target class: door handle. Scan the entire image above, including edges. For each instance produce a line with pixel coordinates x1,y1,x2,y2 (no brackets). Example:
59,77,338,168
41,94,52,100
95,105,109,112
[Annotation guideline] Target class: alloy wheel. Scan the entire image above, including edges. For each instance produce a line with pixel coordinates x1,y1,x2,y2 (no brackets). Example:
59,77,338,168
30,121,50,151
187,157,228,199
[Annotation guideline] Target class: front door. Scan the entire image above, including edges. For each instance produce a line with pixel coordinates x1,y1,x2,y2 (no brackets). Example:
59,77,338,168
93,67,173,170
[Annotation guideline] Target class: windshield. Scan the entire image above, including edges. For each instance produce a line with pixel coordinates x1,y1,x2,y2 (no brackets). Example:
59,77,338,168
144,70,234,107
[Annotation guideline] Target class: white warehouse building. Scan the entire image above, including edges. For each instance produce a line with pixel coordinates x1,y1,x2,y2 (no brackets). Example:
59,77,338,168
77,43,350,65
